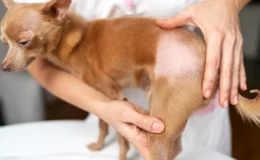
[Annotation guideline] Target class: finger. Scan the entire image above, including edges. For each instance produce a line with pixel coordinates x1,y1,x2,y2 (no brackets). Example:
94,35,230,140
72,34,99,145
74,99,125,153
156,11,193,29
203,32,223,99
118,124,142,144
116,124,150,159
240,51,247,91
116,124,140,147
230,33,242,105
132,104,149,115
220,33,236,108
121,105,165,133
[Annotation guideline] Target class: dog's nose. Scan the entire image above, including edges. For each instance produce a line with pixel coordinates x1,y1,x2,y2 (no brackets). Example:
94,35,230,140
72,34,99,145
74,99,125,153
1,63,11,72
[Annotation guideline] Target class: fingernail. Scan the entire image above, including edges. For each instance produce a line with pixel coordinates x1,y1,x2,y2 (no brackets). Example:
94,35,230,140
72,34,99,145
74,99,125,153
152,122,164,131
224,100,229,108
205,90,211,98
233,96,238,105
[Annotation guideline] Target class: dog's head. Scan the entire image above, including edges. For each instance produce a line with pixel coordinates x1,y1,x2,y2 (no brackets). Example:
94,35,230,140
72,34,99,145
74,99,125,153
0,0,72,72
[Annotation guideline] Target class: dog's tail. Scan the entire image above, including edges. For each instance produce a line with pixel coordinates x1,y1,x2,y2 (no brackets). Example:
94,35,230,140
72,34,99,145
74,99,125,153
236,90,260,125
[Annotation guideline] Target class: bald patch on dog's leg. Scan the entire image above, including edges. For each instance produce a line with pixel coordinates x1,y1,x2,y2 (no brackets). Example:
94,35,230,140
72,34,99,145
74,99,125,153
155,33,200,80
149,33,205,159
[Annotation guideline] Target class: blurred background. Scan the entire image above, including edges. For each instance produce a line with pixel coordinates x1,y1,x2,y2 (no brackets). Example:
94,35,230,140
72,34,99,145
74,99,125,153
0,0,259,160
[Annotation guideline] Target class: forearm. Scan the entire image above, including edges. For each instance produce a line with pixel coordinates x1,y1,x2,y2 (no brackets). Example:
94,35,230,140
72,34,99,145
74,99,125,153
206,0,251,12
27,58,110,117
233,0,251,11
223,0,251,11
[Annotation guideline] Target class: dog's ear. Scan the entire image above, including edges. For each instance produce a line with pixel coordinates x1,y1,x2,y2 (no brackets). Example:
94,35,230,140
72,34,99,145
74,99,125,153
2,0,16,9
42,0,72,21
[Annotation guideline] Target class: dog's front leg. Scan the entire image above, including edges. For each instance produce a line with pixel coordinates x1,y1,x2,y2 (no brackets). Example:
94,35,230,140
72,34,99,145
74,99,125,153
87,90,129,158
88,119,109,151
88,93,130,160
117,133,129,160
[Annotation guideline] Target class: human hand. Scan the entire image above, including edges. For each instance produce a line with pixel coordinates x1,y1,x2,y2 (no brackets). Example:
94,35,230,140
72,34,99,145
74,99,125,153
156,0,249,107
100,100,164,159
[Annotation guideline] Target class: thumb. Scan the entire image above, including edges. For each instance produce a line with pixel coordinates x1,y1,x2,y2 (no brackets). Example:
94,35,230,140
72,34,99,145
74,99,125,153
123,105,165,133
156,11,192,29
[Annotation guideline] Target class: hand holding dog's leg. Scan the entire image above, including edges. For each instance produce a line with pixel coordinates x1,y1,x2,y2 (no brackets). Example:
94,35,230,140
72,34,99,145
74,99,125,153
100,100,165,160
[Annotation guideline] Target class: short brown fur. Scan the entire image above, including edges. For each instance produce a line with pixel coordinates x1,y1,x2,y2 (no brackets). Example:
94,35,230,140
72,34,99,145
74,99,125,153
2,0,260,160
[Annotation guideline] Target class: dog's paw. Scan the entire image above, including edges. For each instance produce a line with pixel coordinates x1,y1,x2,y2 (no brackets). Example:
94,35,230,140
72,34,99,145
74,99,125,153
87,143,103,151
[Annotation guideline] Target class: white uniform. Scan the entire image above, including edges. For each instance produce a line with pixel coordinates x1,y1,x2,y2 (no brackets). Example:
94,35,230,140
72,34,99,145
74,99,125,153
15,0,231,156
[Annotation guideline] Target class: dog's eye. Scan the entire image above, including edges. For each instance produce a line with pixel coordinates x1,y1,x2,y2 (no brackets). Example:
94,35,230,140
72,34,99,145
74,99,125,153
19,40,29,46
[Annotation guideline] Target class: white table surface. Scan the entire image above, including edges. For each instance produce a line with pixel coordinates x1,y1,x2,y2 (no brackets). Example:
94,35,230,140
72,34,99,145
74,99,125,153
0,115,235,160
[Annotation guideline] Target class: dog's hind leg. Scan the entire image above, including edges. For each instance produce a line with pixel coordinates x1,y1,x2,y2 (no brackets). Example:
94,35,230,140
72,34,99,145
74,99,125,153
147,77,203,160
172,136,182,158
147,30,206,160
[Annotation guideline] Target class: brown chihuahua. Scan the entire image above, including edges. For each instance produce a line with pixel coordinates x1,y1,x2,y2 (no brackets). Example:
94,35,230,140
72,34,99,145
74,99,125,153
1,0,260,159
